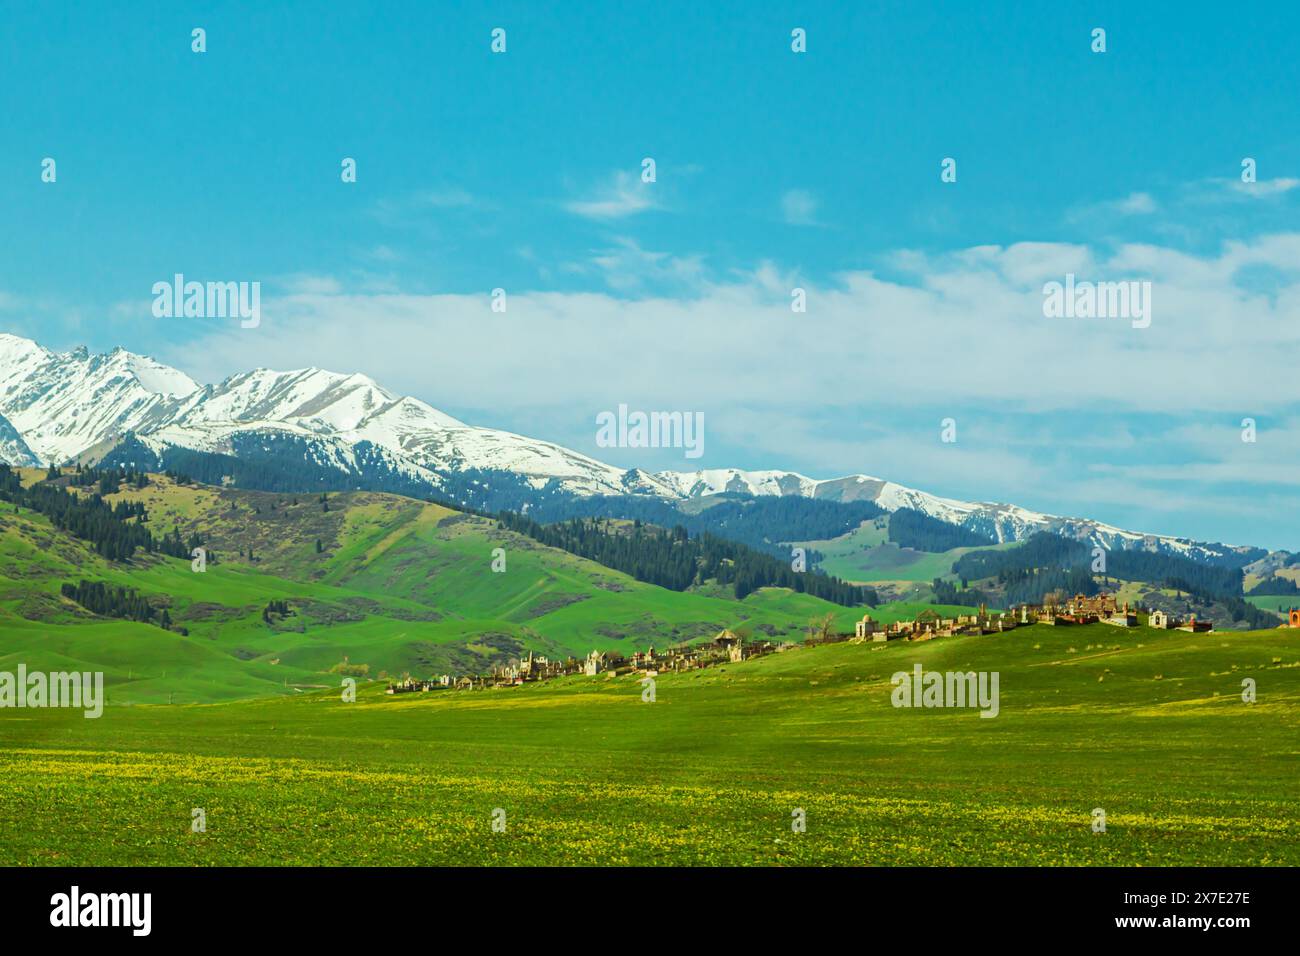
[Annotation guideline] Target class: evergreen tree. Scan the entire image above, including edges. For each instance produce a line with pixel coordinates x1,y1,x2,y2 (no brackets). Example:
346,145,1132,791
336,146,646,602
496,512,876,607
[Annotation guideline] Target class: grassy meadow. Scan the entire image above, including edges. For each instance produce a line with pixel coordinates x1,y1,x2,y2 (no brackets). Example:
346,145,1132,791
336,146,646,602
2,471,1296,867
1247,593,1300,614
2,621,1296,866
799,517,1021,588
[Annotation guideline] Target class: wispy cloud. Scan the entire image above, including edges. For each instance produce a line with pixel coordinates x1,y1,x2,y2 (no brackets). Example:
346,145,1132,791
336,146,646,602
1066,191,1158,224
368,188,479,229
416,187,476,208
364,245,401,263
1114,191,1158,214
1229,177,1300,198
1189,177,1300,203
173,233,1300,418
564,237,703,293
276,274,343,295
780,189,820,226
564,171,658,220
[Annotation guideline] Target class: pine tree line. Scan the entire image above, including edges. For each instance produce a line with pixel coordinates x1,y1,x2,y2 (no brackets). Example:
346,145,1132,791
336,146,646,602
0,463,191,562
953,531,1244,598
497,513,877,607
59,579,184,633
889,508,996,552
2,465,152,561
931,577,995,608
1171,581,1278,629
525,493,885,561
1247,575,1298,595
263,599,292,623
67,463,150,494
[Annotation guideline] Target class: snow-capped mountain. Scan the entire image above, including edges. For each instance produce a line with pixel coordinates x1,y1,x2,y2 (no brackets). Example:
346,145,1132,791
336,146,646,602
0,334,198,464
0,411,39,467
0,332,1261,564
0,333,674,498
654,468,1251,562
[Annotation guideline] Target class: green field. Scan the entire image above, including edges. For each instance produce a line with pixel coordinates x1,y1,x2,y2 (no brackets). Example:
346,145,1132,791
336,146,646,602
1247,593,1299,613
1,621,1296,866
800,518,1020,585
0,475,896,703
3,473,1296,867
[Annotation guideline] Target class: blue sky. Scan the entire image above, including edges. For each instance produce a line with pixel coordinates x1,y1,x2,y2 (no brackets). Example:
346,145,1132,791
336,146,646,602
2,1,1299,548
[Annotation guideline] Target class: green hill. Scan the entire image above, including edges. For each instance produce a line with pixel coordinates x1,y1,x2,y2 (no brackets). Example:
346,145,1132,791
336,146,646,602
2,620,1295,865
0,471,892,703
1248,593,1300,614
798,516,1020,591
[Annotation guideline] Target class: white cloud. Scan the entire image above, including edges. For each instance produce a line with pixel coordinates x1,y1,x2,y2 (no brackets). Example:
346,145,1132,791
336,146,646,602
780,189,819,225
564,171,658,219
170,234,1300,424
276,274,343,295
368,188,479,229
1066,191,1158,223
1230,178,1300,198
135,237,1300,547
1115,191,1158,214
567,237,704,292
417,188,475,208
365,245,401,263
1188,177,1300,204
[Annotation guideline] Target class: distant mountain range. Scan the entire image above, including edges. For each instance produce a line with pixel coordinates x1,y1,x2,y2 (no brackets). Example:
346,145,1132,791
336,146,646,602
0,332,1271,566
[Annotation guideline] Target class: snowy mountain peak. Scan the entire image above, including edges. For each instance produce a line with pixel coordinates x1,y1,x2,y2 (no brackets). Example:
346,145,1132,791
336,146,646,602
0,331,1264,563
97,347,201,397
0,335,197,463
0,332,50,366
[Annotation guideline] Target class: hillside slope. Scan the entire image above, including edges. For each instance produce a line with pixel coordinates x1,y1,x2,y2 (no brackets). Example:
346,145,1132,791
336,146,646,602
0,333,1274,566
0,471,880,703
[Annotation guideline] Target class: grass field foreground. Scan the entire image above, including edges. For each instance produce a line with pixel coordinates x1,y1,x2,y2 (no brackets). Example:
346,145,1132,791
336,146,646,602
2,621,1295,866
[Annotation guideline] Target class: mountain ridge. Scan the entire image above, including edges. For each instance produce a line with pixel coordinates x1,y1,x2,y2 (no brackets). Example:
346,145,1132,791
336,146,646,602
0,332,1270,565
